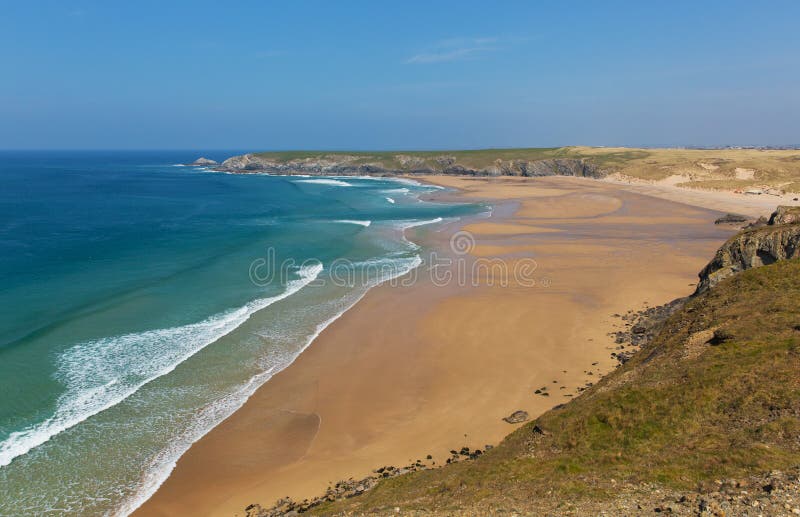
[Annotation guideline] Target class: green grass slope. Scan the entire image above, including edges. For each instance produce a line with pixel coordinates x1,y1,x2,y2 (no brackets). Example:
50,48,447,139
314,259,800,515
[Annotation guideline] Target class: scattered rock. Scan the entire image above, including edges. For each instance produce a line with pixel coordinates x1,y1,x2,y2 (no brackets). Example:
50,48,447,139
503,410,529,424
743,215,769,229
714,213,748,225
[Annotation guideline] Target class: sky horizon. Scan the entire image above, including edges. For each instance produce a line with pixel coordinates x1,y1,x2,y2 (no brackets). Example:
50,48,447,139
2,1,799,150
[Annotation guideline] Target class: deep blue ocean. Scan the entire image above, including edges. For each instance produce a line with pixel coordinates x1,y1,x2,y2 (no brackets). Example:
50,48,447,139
0,151,483,515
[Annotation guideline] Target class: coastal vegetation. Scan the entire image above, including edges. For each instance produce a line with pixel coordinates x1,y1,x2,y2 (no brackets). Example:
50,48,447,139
228,147,800,193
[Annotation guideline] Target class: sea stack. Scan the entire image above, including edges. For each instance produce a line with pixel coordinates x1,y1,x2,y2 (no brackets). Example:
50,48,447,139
187,157,218,166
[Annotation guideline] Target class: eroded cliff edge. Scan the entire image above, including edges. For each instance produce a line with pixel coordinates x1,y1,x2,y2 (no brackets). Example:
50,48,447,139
696,205,800,293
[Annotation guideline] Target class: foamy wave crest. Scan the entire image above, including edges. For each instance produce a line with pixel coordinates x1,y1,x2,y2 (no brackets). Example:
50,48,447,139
385,197,395,204
334,219,371,227
388,177,443,189
0,263,323,468
393,217,445,250
295,179,352,187
398,217,443,230
383,188,410,195
349,255,422,283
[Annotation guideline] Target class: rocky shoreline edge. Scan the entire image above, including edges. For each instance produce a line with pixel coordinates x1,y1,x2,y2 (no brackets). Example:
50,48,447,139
210,153,604,179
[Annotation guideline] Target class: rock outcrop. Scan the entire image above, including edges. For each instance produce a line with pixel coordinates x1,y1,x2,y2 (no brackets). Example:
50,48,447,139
769,205,800,225
502,410,529,424
696,206,800,293
216,153,605,179
713,213,749,225
187,157,218,166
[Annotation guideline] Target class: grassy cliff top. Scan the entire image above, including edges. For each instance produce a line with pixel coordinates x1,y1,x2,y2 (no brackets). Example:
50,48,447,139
250,146,800,192
310,259,800,515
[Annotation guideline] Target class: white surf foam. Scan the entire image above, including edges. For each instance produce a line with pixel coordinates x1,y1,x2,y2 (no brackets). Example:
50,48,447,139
0,263,323,469
295,179,352,187
392,217,446,250
382,188,410,195
385,197,395,204
334,219,371,227
349,255,423,275
398,217,443,230
388,177,443,189
117,255,423,517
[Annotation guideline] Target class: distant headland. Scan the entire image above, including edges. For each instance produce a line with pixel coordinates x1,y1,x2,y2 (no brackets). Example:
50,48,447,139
211,146,800,198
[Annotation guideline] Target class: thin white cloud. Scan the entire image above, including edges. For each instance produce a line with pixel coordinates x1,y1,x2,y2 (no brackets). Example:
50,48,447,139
405,37,499,64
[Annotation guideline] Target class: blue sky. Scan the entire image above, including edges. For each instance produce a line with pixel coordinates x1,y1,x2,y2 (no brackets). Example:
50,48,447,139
1,0,798,149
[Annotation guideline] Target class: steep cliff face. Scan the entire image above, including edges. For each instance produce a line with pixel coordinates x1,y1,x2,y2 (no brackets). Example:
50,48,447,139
769,205,800,225
696,206,800,293
217,153,605,178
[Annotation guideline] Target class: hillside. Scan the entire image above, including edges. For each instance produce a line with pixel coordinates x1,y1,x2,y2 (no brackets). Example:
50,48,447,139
245,215,800,515
293,259,800,516
218,147,800,194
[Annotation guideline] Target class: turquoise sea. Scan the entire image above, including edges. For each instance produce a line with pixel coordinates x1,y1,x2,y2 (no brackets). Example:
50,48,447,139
0,151,483,515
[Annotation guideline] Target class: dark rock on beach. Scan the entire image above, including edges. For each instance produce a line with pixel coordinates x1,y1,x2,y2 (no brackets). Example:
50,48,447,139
714,213,749,225
502,410,529,424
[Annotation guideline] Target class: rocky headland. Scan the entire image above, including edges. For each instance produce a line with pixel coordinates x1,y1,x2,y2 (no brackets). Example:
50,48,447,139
696,205,800,293
211,147,800,201
216,152,604,178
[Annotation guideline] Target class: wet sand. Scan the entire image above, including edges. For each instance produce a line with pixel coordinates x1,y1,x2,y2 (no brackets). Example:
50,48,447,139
136,176,742,516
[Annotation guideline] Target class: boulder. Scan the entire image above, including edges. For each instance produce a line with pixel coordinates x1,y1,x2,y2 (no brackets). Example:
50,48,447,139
503,410,529,424
714,213,748,225
707,328,734,345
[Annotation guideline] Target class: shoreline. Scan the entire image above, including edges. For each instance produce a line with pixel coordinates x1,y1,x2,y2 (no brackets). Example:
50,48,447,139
134,175,776,516
120,203,441,516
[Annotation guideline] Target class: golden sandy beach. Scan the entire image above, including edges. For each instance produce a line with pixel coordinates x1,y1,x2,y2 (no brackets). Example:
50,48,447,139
136,176,748,516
